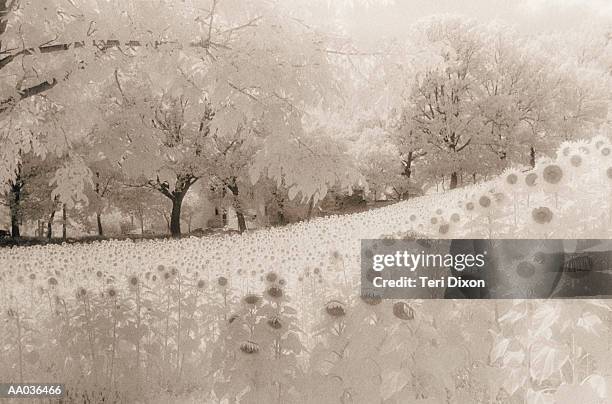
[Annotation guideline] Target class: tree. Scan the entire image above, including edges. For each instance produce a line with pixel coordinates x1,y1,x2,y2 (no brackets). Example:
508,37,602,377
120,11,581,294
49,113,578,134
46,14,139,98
204,122,262,233
1,0,368,233
400,17,490,189
79,1,348,236
82,158,119,236
94,76,213,237
19,155,63,240
379,16,609,188
112,185,168,235
0,152,63,238
350,125,420,201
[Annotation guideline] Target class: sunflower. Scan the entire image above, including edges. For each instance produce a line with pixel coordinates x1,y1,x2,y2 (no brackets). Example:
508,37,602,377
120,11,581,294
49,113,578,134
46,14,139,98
570,155,583,168
516,262,536,278
542,165,563,185
76,287,88,299
505,173,518,185
325,300,346,317
360,293,382,306
266,286,283,299
525,173,538,188
240,340,260,354
128,275,139,291
243,294,261,306
267,316,282,330
531,207,553,225
540,164,565,195
500,168,522,193
392,302,415,320
477,195,492,214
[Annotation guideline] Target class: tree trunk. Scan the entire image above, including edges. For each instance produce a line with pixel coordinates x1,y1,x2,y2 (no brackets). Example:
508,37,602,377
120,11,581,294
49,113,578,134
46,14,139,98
9,180,21,238
276,193,286,225
154,174,197,237
62,204,67,240
227,181,246,233
449,172,459,190
0,1,9,49
96,212,104,236
306,196,315,220
139,211,145,234
170,196,183,237
402,152,413,179
529,146,536,168
47,210,56,240
236,211,246,233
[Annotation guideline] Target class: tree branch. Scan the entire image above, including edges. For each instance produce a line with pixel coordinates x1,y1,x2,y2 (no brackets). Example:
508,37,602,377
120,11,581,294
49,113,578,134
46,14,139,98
0,39,171,71
455,137,472,153
0,78,58,113
218,16,262,36
148,177,175,200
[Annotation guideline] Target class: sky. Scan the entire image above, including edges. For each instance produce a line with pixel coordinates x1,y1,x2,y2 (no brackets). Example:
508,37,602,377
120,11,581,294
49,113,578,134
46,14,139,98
340,0,612,43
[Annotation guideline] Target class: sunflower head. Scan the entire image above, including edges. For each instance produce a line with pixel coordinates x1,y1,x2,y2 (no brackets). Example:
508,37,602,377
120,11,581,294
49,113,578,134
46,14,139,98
542,165,563,185
532,207,553,225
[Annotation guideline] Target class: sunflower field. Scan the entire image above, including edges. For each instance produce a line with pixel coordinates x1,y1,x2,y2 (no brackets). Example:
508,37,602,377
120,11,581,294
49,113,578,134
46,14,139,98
3,137,612,403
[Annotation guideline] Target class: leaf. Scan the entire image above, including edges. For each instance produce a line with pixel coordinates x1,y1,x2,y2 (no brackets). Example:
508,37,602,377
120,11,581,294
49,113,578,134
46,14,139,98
530,340,569,383
380,370,409,400
553,383,599,404
525,388,554,404
576,312,602,335
582,374,608,399
503,367,527,396
288,186,299,201
490,337,510,363
502,349,525,367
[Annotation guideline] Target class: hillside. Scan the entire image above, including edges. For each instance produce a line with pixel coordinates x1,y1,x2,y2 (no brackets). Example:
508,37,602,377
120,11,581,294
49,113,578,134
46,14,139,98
2,138,612,403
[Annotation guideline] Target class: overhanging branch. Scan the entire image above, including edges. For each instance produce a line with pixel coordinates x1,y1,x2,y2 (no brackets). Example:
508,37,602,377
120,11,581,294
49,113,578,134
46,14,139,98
0,78,58,113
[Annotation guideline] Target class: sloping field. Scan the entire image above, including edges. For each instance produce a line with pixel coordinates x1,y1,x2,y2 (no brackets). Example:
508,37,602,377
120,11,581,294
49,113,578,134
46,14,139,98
2,137,612,403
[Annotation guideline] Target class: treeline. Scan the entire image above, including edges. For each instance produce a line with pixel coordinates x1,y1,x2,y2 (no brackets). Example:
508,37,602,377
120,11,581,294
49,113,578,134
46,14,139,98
0,6,610,240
